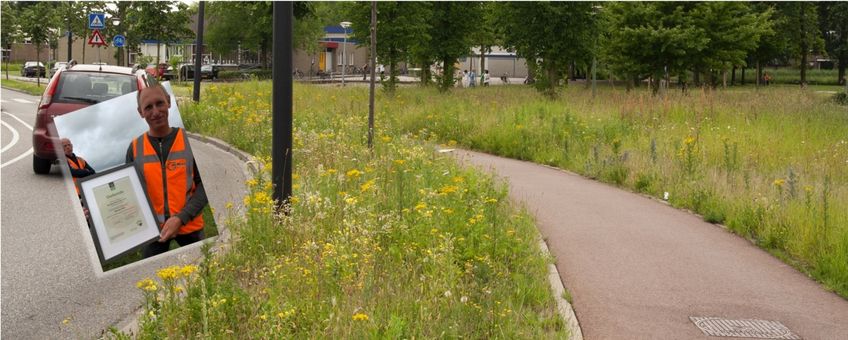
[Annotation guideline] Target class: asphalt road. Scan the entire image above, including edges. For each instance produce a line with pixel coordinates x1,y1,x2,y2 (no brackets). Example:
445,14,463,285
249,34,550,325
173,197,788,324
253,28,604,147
454,149,848,340
1,88,250,338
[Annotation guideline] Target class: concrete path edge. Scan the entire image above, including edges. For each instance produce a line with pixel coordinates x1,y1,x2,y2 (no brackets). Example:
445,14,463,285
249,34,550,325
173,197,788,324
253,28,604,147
538,237,584,340
113,132,258,335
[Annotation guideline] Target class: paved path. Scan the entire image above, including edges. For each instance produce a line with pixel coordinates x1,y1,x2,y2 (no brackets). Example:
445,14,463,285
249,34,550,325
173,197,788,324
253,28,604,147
454,150,848,339
1,88,250,339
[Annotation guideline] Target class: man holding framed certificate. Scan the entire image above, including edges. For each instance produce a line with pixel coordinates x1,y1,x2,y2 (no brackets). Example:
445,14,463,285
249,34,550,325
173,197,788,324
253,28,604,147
127,82,208,258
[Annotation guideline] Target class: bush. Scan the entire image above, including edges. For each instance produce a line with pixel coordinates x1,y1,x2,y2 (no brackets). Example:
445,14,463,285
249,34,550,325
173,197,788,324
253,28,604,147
217,69,273,81
832,92,848,105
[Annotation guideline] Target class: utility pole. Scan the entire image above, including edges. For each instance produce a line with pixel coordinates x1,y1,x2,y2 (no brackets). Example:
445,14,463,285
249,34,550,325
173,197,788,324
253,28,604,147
272,2,293,211
368,2,376,150
193,1,205,102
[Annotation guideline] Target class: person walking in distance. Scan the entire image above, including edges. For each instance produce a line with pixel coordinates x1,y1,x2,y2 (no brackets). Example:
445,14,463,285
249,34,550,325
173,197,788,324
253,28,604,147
127,82,208,258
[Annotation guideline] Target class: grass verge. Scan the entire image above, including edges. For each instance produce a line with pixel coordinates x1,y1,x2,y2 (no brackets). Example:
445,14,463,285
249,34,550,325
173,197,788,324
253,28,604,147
1,77,47,96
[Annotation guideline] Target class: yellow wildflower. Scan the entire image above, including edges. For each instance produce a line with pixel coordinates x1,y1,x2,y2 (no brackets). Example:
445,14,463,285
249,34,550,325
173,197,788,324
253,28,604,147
773,179,786,187
346,169,362,178
381,135,392,142
414,202,427,211
393,159,406,165
438,185,459,194
180,265,198,277
352,312,369,321
156,266,179,281
247,178,258,187
360,179,375,192
684,136,697,145
345,197,358,205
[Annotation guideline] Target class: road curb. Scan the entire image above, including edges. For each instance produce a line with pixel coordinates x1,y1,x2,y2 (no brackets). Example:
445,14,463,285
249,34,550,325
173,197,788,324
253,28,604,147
113,132,257,336
538,237,584,340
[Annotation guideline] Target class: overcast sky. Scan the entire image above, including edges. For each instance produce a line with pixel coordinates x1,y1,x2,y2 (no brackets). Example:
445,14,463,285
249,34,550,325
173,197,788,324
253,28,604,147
54,82,184,173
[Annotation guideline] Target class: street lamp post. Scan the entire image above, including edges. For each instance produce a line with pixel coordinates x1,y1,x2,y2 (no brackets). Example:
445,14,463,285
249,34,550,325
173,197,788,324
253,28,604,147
112,17,122,66
340,21,351,86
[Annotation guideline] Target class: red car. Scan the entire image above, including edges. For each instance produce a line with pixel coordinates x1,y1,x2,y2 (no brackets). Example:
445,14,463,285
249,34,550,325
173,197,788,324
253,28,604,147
32,62,148,174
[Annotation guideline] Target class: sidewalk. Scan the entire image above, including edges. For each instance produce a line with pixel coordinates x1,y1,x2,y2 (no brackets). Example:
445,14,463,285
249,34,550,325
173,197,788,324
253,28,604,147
454,149,848,339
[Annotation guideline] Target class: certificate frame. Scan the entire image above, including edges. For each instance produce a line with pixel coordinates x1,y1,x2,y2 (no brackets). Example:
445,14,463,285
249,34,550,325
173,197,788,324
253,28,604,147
79,163,160,266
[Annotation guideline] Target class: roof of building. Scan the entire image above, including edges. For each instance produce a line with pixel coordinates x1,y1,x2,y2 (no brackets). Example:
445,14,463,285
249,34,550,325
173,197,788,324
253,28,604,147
324,25,353,34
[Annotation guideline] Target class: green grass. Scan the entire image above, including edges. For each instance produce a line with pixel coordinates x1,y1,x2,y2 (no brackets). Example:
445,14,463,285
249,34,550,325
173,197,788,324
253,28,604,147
1,63,23,73
0,77,47,96
753,67,843,86
125,81,568,338
384,84,848,298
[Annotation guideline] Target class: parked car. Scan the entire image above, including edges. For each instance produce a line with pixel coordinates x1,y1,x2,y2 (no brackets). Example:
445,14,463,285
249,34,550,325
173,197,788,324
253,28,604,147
49,61,68,77
21,61,45,77
201,65,219,79
32,62,148,174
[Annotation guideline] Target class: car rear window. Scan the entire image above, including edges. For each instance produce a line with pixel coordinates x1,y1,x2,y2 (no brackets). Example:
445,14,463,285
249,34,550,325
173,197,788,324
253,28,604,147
53,72,138,104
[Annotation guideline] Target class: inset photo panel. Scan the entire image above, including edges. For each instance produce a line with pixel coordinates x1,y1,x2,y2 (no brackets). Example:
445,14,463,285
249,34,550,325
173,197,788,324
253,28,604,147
54,81,219,272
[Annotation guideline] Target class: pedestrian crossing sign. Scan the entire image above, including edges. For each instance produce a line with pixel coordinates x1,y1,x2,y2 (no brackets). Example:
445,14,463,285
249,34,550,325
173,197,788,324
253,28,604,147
88,29,107,47
88,13,106,29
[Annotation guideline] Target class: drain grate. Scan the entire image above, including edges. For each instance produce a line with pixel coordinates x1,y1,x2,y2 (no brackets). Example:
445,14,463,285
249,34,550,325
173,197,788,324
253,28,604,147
689,317,801,339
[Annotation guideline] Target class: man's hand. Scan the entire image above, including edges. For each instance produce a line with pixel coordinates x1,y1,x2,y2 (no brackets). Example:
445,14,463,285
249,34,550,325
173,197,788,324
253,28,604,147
159,216,183,242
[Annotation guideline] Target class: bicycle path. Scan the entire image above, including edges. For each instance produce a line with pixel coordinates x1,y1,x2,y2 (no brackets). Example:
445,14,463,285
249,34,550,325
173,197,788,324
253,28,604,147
453,149,848,339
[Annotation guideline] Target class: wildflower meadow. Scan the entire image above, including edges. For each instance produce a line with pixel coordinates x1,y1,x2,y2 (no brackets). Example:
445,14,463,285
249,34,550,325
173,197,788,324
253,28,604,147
124,81,568,338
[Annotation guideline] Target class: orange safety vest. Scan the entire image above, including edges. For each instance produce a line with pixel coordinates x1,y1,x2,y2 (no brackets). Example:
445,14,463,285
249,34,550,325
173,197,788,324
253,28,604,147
67,155,88,195
132,128,204,235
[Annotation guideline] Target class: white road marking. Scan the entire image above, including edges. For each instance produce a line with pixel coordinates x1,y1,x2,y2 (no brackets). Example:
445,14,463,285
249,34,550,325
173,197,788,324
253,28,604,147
1,112,34,168
1,119,20,153
12,98,34,104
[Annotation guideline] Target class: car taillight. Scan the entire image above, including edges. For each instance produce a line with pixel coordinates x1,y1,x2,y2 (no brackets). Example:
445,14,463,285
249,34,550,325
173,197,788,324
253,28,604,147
38,73,60,109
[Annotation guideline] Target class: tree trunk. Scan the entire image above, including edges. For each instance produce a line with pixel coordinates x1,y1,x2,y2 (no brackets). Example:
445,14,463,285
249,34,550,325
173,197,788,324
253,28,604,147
799,2,808,88
741,67,746,85
731,66,736,86
722,70,727,88
36,46,41,87
838,55,846,86
156,42,161,64
479,46,487,85
693,70,700,87
440,57,454,91
800,51,808,87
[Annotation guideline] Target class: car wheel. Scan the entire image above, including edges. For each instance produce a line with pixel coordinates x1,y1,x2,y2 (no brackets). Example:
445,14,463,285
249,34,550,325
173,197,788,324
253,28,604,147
33,155,52,174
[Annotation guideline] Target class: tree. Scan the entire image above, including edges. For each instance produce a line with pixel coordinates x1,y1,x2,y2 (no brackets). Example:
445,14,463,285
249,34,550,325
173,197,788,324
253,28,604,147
132,1,193,64
426,2,479,91
497,2,596,98
690,2,772,88
820,2,848,86
206,2,316,67
600,3,703,93
19,2,56,86
470,2,501,86
778,2,823,87
747,2,786,87
349,1,430,94
2,1,18,80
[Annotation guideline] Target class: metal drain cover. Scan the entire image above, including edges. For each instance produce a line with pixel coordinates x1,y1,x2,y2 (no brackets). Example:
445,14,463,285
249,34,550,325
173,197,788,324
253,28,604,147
689,317,801,339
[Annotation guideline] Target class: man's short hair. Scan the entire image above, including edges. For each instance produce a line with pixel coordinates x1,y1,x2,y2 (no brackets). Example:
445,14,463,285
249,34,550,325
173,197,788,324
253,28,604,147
136,82,169,109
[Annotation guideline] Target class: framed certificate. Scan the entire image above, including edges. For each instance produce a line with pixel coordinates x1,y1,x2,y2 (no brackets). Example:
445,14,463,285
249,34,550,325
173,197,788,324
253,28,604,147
79,163,160,265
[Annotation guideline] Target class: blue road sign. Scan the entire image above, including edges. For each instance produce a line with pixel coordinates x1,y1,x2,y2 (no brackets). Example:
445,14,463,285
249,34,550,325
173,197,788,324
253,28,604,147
113,35,126,48
88,13,106,29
